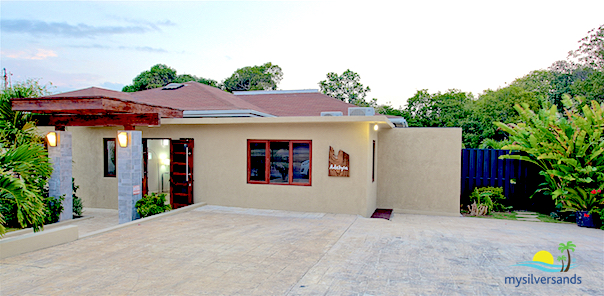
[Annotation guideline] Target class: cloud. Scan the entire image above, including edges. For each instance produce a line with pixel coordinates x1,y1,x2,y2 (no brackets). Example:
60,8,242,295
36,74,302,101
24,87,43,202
67,44,167,53
134,46,168,53
2,49,58,60
68,44,111,49
0,19,172,38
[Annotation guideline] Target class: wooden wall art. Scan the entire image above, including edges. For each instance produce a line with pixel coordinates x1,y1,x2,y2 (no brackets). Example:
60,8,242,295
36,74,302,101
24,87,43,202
328,146,350,177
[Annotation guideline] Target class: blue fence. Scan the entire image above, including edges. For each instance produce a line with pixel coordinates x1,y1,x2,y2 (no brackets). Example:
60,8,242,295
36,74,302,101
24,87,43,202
461,149,542,207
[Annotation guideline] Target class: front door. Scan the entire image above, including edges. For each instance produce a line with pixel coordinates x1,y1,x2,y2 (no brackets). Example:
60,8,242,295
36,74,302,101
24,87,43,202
170,139,194,209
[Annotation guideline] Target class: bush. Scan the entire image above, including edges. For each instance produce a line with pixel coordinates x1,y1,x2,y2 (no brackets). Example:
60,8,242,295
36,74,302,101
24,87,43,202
43,195,64,224
469,187,510,213
135,193,171,218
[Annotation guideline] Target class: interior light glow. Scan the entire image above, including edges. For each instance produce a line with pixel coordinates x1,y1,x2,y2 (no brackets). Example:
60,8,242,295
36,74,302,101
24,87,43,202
374,124,379,131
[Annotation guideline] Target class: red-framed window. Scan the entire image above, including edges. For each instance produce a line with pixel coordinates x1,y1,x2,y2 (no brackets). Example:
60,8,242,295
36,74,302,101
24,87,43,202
247,140,312,186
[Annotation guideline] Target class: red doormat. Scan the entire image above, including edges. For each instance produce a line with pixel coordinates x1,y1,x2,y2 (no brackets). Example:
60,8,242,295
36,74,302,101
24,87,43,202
371,209,393,220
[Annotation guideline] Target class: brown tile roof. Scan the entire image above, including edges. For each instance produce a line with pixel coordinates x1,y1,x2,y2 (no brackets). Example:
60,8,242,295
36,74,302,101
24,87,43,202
129,81,269,113
43,87,135,101
235,91,359,116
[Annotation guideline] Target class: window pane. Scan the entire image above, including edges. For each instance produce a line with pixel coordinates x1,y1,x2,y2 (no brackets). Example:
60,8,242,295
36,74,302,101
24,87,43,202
249,142,266,181
270,142,289,184
105,139,116,177
292,143,310,183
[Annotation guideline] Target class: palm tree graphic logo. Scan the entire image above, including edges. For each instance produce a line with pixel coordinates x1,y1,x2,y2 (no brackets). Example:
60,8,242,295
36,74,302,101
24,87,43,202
512,241,578,272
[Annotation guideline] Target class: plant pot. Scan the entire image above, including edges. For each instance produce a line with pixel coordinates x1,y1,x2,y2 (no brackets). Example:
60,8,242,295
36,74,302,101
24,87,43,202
575,211,601,228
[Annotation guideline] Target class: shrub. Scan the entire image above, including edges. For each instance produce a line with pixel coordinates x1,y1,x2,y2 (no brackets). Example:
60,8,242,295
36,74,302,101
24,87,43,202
43,195,64,224
135,192,171,218
469,187,510,213
72,178,83,217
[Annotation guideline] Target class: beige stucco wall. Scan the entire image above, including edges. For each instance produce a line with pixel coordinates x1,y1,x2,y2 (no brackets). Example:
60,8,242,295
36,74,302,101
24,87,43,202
67,121,380,217
377,128,462,217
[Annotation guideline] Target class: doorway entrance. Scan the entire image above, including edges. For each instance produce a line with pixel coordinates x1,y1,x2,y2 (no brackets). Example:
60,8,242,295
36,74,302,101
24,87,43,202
143,139,172,199
142,138,194,209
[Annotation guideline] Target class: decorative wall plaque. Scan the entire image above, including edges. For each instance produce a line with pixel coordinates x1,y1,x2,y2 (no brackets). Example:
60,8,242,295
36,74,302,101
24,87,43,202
329,146,349,177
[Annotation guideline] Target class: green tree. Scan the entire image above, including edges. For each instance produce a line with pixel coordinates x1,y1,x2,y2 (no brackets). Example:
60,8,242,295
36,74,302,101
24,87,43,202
222,62,283,92
122,64,177,92
400,89,478,147
568,24,603,71
122,64,218,92
1,80,54,235
472,85,541,147
558,241,576,272
318,69,371,105
556,255,566,272
172,74,218,88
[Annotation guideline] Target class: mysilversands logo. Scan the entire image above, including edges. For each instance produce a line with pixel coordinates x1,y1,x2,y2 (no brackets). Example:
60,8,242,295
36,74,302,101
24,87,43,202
506,241,582,287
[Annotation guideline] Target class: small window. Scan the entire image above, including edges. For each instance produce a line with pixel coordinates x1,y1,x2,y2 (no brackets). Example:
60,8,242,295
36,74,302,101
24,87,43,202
372,140,376,182
104,138,116,177
248,140,311,186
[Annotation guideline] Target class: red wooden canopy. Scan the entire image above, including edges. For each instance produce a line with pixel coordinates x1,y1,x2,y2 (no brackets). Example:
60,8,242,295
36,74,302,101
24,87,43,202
11,87,183,130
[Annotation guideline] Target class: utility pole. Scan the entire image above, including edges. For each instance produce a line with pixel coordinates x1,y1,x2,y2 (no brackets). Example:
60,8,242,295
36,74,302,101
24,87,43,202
3,68,7,89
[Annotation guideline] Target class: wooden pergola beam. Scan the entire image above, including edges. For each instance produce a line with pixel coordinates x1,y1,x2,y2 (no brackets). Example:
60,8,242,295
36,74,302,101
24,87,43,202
11,97,182,118
33,113,161,127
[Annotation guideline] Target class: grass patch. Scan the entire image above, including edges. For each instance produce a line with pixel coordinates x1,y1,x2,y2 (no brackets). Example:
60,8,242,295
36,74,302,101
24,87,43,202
5,227,21,233
464,211,574,224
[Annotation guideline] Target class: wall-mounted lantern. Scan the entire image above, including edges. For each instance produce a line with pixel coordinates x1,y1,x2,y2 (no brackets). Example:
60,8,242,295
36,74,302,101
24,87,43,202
46,131,58,147
374,124,379,131
117,132,129,148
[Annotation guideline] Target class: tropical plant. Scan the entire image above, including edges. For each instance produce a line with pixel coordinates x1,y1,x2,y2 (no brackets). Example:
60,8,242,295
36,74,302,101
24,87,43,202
556,255,566,272
495,96,604,216
469,187,510,213
0,80,54,236
135,192,171,218
0,142,52,234
558,241,576,272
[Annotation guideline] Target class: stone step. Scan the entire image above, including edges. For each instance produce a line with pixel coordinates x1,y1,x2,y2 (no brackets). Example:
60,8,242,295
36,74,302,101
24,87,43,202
514,211,538,215
516,214,539,218
517,218,541,222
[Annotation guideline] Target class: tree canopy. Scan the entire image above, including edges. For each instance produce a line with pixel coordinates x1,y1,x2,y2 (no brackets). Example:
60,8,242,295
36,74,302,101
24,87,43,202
122,64,218,92
318,70,371,105
222,62,283,92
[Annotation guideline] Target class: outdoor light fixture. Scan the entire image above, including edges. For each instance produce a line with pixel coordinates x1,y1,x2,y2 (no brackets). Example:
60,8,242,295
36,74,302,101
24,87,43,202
374,124,379,131
117,132,128,148
46,131,58,147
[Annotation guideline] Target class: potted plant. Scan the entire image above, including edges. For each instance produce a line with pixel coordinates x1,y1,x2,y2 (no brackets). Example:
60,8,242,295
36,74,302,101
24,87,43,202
562,188,603,228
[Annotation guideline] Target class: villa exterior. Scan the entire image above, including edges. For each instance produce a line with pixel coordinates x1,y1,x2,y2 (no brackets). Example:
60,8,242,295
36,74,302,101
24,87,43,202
14,82,461,221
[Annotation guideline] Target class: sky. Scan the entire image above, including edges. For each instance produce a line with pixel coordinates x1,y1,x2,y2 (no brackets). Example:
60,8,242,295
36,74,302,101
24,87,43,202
1,1,603,108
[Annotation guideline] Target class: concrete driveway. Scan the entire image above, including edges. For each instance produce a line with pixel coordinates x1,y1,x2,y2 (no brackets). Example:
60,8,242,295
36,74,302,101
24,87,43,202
1,206,602,295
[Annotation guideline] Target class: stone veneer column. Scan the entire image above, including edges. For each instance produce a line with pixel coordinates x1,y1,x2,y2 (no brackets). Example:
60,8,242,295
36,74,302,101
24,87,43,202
117,130,143,224
48,131,73,222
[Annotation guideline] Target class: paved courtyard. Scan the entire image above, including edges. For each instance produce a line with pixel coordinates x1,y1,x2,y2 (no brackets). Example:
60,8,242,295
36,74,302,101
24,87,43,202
1,206,602,295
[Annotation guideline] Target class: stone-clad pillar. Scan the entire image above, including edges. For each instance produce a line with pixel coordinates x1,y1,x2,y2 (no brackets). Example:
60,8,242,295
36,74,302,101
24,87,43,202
48,131,73,222
117,130,143,224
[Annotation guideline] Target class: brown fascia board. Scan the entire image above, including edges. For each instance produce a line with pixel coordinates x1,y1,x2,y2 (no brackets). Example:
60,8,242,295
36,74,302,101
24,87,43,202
11,96,183,118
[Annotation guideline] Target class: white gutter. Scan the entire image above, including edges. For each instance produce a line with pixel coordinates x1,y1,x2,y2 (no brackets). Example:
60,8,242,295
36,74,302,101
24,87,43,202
182,109,276,118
